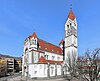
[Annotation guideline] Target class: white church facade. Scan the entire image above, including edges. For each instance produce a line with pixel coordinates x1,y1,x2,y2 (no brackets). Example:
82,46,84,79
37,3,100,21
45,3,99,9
22,8,78,78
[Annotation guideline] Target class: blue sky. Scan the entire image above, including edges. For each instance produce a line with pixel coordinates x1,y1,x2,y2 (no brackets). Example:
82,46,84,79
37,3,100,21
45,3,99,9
0,0,100,57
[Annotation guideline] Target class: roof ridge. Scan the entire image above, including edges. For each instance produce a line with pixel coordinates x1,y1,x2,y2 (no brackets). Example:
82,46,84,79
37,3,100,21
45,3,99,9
38,38,60,48
59,39,64,45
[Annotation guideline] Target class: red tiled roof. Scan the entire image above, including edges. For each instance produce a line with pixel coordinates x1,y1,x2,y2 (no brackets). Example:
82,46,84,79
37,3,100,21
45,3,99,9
68,9,75,20
28,32,37,39
59,39,64,45
38,38,63,55
38,56,63,64
28,32,63,55
32,32,37,38
38,56,47,64
46,60,63,64
31,49,45,53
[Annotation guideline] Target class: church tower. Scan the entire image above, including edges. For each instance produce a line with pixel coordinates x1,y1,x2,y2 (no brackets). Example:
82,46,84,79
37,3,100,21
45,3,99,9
64,7,78,62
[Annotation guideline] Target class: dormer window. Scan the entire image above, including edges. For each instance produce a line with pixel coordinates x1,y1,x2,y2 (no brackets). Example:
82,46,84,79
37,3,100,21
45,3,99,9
57,57,60,61
44,55,49,60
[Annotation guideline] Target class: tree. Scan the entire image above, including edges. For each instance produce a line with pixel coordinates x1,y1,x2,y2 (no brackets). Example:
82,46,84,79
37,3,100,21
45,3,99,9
77,48,100,81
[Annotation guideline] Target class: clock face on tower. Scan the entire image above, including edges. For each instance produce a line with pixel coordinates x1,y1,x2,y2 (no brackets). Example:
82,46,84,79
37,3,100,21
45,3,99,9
71,27,77,36
72,28,77,36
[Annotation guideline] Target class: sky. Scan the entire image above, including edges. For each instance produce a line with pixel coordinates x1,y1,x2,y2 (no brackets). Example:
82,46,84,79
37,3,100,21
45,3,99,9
0,0,100,57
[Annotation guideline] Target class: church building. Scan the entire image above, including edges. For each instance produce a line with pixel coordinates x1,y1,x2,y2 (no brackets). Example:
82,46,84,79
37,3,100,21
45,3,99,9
22,8,78,78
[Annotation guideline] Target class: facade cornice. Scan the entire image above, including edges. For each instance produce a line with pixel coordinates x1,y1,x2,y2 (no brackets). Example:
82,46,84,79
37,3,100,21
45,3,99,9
65,44,77,48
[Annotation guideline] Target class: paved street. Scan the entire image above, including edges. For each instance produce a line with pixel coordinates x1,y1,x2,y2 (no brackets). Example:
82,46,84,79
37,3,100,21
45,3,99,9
0,74,79,81
0,73,79,81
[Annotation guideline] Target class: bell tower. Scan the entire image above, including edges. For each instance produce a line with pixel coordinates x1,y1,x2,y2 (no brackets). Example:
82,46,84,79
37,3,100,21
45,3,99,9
64,7,78,62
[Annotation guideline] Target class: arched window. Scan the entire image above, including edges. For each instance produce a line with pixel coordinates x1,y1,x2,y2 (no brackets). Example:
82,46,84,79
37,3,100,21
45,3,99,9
34,39,36,45
30,39,37,45
70,23,72,26
67,25,69,28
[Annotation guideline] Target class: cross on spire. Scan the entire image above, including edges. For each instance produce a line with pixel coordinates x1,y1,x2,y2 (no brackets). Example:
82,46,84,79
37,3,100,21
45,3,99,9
70,4,72,9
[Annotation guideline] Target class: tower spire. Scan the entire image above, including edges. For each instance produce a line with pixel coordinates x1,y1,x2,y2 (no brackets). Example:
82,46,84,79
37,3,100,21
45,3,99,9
68,4,75,20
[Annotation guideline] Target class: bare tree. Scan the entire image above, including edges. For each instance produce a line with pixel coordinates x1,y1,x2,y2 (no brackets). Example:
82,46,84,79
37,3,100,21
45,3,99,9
77,48,100,81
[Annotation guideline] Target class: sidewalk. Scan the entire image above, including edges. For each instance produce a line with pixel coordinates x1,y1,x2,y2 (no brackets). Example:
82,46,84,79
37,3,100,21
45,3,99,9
22,77,66,81
7,76,66,81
